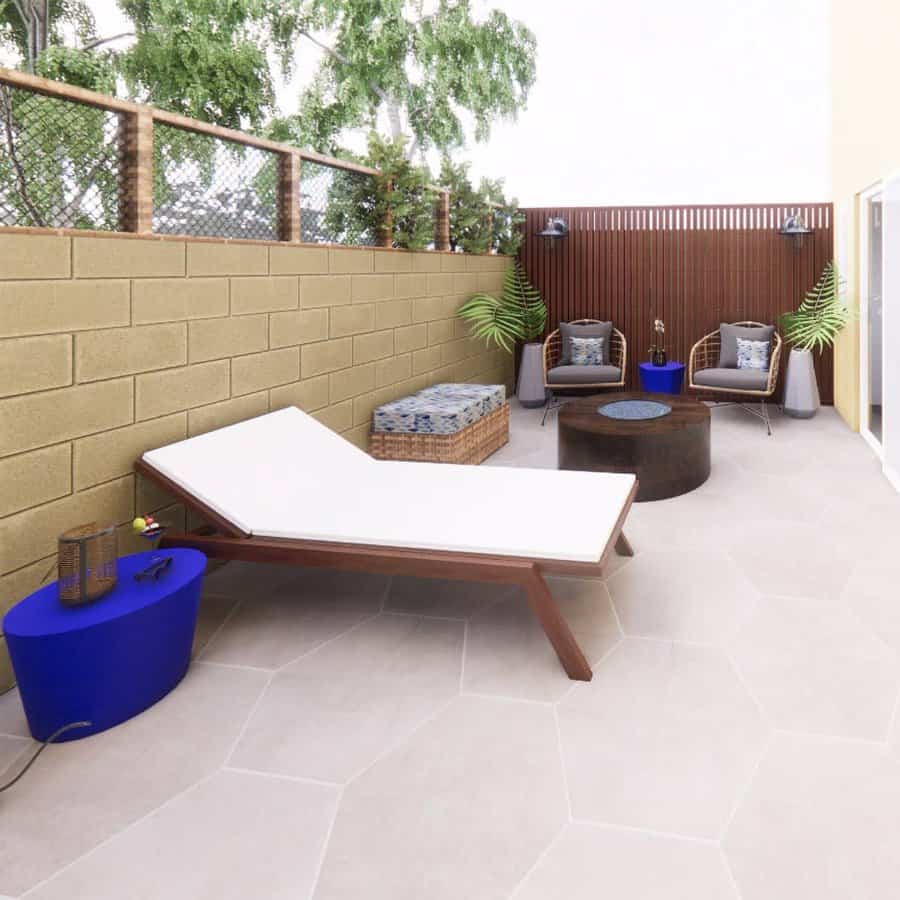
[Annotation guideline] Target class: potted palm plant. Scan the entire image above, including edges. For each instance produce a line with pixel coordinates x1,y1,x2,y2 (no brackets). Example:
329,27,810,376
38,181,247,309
780,261,851,418
456,261,548,407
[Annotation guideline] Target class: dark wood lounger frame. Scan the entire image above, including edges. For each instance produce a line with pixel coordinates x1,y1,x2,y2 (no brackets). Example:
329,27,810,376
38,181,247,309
135,458,637,681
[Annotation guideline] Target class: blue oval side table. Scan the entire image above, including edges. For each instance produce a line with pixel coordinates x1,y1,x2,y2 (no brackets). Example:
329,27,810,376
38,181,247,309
638,361,686,395
3,549,206,742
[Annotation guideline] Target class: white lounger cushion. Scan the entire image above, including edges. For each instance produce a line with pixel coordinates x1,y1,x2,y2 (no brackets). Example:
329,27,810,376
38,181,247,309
142,407,635,564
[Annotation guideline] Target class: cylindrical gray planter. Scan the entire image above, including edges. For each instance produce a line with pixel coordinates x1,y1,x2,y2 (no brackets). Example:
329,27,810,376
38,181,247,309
517,342,546,408
783,347,820,418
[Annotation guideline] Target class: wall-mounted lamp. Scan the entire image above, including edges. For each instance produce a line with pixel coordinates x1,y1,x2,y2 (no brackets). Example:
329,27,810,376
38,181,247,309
778,214,813,249
536,216,569,245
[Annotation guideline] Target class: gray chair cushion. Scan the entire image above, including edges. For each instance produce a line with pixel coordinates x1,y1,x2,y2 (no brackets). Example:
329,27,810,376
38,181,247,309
560,321,613,365
548,365,621,385
719,323,775,368
693,367,769,391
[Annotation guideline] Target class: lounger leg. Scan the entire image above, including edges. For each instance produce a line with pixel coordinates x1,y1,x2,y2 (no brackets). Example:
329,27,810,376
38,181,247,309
523,567,592,681
615,531,635,557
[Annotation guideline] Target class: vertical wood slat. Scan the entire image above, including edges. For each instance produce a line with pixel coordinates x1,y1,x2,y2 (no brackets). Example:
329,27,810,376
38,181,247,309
119,108,153,233
518,202,835,404
279,150,301,243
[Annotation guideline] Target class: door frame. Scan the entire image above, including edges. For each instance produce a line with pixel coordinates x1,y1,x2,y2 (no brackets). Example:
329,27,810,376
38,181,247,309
859,181,884,459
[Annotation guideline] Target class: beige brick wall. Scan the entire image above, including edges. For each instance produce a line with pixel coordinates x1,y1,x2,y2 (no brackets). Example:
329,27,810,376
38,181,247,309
0,231,512,688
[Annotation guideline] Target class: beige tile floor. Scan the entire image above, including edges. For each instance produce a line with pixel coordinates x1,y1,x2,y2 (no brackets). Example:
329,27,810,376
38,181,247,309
2,399,900,898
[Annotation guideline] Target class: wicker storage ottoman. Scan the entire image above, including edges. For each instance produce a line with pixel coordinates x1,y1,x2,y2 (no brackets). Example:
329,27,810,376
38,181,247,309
370,384,509,465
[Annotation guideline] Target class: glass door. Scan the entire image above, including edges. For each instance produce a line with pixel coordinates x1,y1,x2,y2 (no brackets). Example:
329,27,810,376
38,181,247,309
861,188,884,451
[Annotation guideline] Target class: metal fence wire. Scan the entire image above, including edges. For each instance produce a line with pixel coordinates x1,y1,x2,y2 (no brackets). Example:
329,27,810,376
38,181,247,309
300,160,378,246
0,83,122,230
152,122,280,241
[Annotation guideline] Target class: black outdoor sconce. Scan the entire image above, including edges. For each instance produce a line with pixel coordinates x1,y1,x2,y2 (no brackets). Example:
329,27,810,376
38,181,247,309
536,216,569,246
778,214,813,249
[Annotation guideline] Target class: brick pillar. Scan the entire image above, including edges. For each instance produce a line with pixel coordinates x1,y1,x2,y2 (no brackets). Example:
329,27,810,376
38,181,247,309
279,150,302,243
119,108,154,233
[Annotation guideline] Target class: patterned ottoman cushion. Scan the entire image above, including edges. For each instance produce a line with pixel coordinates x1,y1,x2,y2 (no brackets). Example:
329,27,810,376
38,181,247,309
372,394,483,435
416,383,506,415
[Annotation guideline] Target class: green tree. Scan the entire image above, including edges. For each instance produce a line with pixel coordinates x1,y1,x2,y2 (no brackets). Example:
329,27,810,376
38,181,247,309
322,133,434,249
278,0,537,155
2,0,537,149
438,156,493,254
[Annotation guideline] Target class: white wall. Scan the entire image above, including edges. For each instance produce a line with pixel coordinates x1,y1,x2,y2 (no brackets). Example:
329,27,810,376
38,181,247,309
466,0,831,206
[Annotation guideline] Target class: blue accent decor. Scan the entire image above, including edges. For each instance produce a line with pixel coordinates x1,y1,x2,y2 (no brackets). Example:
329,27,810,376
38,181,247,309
638,361,686,394
598,399,672,420
3,549,206,743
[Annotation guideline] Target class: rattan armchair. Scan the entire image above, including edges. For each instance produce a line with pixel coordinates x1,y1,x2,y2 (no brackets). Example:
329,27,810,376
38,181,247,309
541,319,627,424
688,321,783,435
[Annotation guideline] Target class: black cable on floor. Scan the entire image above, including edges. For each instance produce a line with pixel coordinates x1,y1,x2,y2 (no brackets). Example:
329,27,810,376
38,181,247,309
0,720,92,793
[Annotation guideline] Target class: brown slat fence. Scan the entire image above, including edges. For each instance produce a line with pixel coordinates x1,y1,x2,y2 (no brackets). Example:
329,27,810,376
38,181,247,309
520,204,834,404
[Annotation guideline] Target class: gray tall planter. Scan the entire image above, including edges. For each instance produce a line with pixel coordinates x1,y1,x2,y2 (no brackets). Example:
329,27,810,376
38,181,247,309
517,342,546,408
783,347,820,418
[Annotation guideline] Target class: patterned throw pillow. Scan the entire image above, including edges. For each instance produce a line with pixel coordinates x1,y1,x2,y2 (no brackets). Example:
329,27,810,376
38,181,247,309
736,337,770,371
570,336,605,366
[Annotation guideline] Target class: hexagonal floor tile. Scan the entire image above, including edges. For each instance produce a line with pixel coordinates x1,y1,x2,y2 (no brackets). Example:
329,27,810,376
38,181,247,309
25,770,338,900
463,577,621,702
313,695,567,900
0,734,30,778
513,824,739,900
0,688,29,738
0,663,268,897
230,614,464,782
607,549,760,644
842,557,900,655
557,639,769,838
727,521,857,599
200,568,388,669
385,576,519,619
728,593,900,740
725,732,900,900
625,492,757,554
192,590,239,657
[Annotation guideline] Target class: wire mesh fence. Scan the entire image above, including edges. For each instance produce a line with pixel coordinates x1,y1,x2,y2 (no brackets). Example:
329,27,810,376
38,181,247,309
152,122,281,241
0,71,463,252
300,160,379,246
0,82,122,230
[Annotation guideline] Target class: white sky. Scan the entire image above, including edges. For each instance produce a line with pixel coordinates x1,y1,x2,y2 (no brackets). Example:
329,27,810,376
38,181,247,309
48,0,832,206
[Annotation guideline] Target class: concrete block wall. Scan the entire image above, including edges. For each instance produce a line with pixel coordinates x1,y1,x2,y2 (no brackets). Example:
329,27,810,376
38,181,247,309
0,231,512,687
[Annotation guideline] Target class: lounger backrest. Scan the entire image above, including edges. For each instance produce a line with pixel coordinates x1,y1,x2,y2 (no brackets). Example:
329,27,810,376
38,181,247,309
141,406,373,534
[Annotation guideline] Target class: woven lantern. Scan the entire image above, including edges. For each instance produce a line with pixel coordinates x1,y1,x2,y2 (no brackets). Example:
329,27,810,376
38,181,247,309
58,522,118,606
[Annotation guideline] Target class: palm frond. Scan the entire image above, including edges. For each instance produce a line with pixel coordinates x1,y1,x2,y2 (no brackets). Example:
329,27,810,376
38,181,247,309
781,261,852,353
455,260,547,352
457,292,525,353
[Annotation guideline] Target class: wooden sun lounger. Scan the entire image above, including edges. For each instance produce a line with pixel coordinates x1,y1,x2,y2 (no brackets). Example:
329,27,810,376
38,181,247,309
135,408,637,681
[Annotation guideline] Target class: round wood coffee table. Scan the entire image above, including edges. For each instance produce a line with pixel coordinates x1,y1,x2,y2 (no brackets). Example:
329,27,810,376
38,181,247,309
558,392,710,501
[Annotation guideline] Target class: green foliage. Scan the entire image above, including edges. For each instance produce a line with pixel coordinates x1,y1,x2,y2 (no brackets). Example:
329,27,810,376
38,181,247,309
438,159,523,255
439,157,491,254
1,1,97,62
35,45,116,93
480,175,525,256
0,0,531,247
0,79,120,229
323,133,434,249
457,261,546,352
272,0,537,154
781,261,852,353
118,0,276,129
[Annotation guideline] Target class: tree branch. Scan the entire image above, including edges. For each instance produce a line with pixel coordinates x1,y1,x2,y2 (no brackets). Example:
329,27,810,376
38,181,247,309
80,32,136,51
57,142,118,227
0,85,46,226
297,29,390,105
